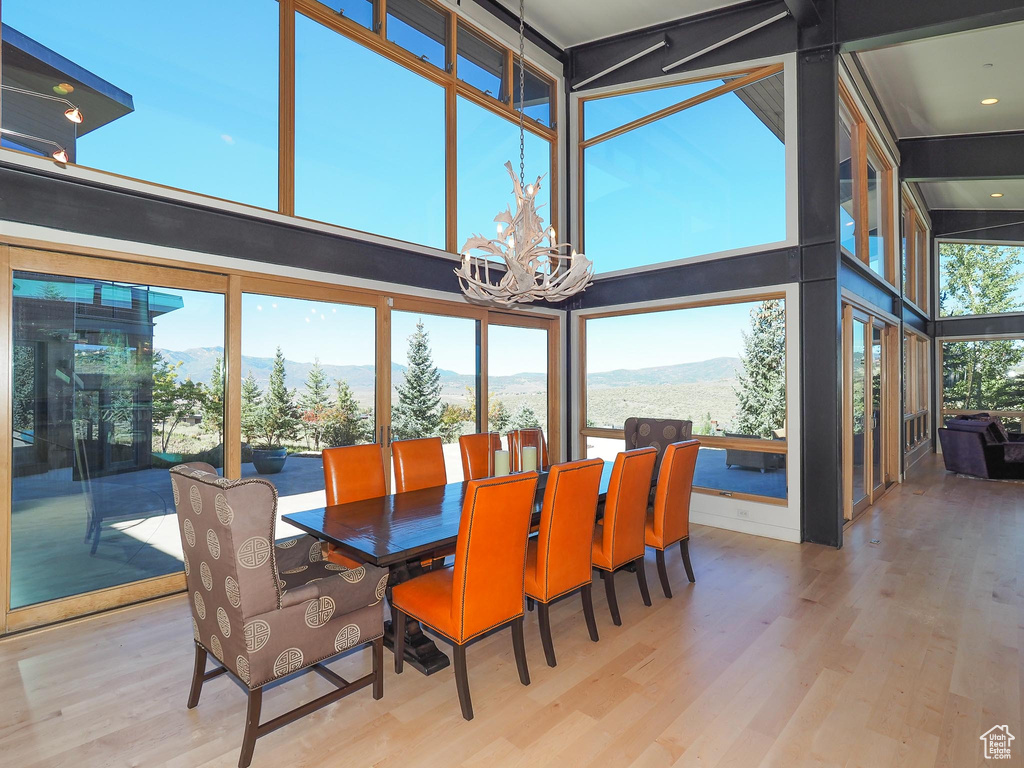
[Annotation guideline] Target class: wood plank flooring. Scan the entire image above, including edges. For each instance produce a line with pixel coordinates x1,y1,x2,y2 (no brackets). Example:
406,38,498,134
2,455,1023,767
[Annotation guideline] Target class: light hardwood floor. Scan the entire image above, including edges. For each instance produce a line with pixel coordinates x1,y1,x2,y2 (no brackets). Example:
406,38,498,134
2,455,1022,767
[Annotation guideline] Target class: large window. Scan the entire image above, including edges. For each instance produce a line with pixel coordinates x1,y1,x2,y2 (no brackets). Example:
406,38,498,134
903,331,930,456
938,241,1024,318
902,196,930,313
580,66,787,273
839,84,895,284
581,297,788,501
941,338,1024,432
10,268,224,609
295,13,446,247
487,323,549,436
1,0,279,208
0,0,559,254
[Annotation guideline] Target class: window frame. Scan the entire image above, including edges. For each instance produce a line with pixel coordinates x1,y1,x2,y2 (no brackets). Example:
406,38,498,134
935,237,1024,320
901,186,931,315
0,0,560,256
902,327,931,464
938,333,1024,429
572,56,796,278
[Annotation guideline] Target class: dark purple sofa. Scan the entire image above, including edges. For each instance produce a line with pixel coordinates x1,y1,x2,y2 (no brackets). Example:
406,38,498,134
937,416,1024,480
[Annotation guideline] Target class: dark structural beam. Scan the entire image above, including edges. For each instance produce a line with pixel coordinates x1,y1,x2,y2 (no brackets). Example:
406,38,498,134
935,314,1024,339
783,0,821,28
931,209,1024,242
837,0,1024,51
468,0,565,63
900,132,1024,182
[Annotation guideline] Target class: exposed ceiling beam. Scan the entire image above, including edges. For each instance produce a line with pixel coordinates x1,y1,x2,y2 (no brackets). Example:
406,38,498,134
930,208,1024,240
783,0,820,28
900,131,1024,182
468,0,565,63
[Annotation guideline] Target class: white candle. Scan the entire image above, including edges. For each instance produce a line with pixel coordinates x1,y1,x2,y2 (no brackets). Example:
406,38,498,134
493,450,510,477
521,446,537,472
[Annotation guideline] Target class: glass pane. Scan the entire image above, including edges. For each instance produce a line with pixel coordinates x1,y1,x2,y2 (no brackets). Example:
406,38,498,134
901,206,911,295
851,319,867,505
942,340,1024,417
585,299,786,438
295,13,446,247
240,294,376,531
584,437,786,499
512,61,553,127
10,271,224,608
456,95,552,252
488,325,547,437
866,146,886,276
386,0,448,71
839,116,856,254
457,24,504,100
938,242,1024,317
916,228,928,307
583,78,723,141
317,0,374,30
2,0,278,208
584,72,786,273
391,311,479,483
871,326,883,490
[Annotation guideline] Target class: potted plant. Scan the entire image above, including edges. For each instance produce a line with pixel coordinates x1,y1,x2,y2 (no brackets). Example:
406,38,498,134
250,349,300,475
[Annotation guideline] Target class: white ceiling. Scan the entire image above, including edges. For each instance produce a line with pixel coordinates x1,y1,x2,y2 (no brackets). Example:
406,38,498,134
497,0,747,49
919,179,1024,210
857,21,1024,139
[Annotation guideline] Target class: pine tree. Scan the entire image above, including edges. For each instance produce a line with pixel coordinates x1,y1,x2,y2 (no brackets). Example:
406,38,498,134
392,320,443,440
202,354,225,447
299,359,331,450
489,398,512,433
240,371,262,444
323,379,372,447
511,404,541,430
734,300,786,437
257,347,300,448
695,411,713,436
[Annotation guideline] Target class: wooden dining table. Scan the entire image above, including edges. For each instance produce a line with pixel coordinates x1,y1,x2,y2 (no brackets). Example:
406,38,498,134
283,462,616,676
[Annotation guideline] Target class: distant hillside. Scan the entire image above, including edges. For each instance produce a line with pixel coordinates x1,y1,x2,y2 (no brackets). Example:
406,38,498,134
587,357,741,388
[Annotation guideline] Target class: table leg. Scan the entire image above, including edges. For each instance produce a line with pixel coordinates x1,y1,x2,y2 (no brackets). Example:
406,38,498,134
383,559,450,676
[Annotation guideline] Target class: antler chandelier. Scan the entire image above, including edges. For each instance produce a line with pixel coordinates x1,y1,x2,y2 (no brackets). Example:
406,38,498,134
455,1,593,306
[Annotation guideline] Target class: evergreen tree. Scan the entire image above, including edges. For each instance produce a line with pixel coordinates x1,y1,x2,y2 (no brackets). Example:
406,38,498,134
323,379,372,447
695,411,713,436
257,347,300,448
240,371,262,444
12,345,34,434
939,243,1024,414
202,354,225,447
734,300,786,437
489,398,512,433
299,359,331,450
511,404,541,430
392,320,443,439
439,402,471,443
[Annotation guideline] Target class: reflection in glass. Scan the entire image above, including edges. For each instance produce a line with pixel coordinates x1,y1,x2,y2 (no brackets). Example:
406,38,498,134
839,116,856,254
512,61,553,127
866,145,885,275
457,24,504,99
584,72,786,272
488,325,548,436
10,272,224,607
851,319,867,506
391,311,479,483
871,326,883,492
386,0,447,70
295,12,445,247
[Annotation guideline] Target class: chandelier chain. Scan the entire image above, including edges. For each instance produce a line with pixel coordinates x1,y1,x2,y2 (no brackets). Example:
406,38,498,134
518,0,525,188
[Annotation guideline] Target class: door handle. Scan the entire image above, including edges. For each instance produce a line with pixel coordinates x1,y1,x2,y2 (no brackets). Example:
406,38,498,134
387,425,393,447
378,425,384,446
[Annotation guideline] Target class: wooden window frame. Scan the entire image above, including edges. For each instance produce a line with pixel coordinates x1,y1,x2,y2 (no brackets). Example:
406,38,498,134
938,335,1024,428
0,239,562,634
577,291,789,507
901,194,929,314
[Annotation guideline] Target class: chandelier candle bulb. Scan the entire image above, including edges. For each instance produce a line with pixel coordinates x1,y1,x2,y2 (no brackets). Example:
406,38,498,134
493,450,510,477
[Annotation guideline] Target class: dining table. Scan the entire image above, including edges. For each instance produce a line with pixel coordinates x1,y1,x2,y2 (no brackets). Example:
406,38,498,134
283,462,617,676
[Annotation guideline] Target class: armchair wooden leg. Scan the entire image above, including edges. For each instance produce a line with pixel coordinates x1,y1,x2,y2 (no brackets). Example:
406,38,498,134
680,538,695,583
603,569,621,626
537,601,556,667
394,610,407,674
655,548,672,598
581,584,599,642
187,643,208,709
453,643,473,720
372,636,384,700
238,688,263,768
511,616,531,685
635,558,652,607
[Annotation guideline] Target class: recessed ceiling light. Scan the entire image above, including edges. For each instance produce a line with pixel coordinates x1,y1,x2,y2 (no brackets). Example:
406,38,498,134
991,193,1004,198
981,98,999,105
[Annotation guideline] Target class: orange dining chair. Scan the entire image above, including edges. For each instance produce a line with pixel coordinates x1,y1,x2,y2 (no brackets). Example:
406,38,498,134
322,443,386,568
392,436,447,492
392,472,540,720
459,432,503,480
646,440,700,597
507,428,549,471
525,458,604,667
592,447,657,626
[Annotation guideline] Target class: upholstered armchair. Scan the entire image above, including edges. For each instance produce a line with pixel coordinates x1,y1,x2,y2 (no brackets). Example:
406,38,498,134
169,463,388,768
938,417,1024,480
624,418,693,474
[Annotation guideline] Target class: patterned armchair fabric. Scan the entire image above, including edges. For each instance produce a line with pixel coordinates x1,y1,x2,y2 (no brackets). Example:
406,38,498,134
169,464,387,689
624,418,693,473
